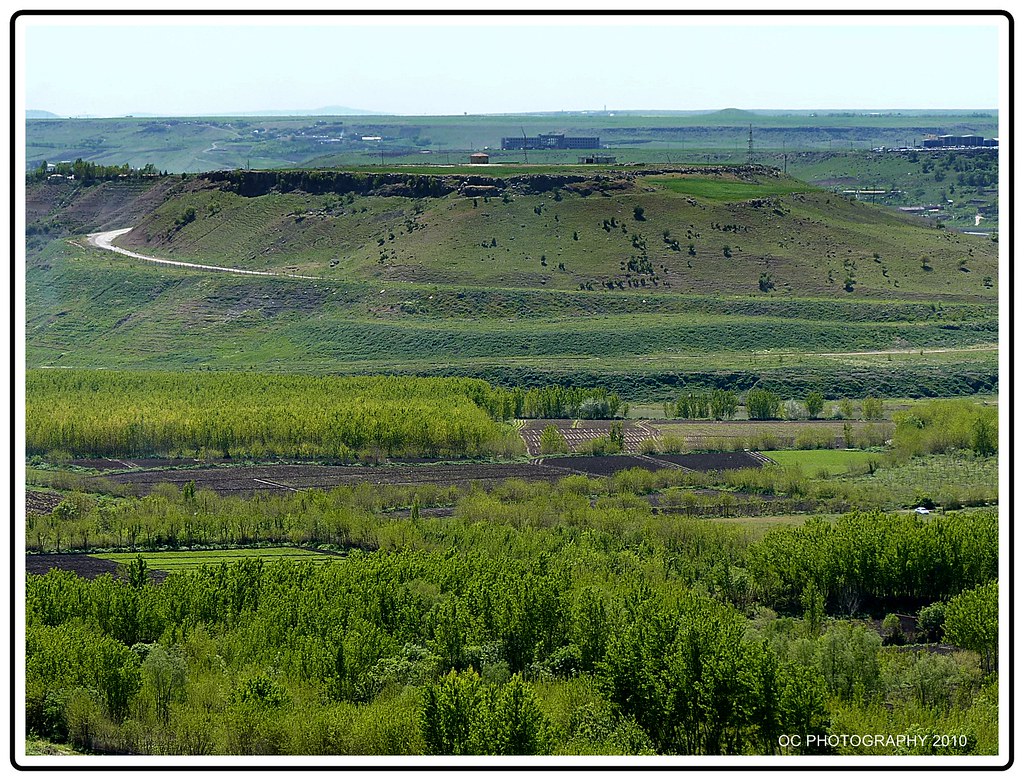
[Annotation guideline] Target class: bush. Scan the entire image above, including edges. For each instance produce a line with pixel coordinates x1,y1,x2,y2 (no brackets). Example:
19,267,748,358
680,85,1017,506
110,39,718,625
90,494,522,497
746,389,783,420
892,400,997,457
918,602,946,643
784,399,808,420
539,425,569,455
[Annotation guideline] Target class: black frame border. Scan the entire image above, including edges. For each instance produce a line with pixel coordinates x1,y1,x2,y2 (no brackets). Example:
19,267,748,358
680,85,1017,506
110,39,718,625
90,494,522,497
8,7,1011,777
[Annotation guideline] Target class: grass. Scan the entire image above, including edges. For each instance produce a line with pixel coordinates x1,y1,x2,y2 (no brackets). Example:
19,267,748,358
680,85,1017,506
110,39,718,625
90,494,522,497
709,513,827,535
93,546,341,574
844,453,998,508
24,737,86,756
760,449,882,475
650,174,811,201
25,166,998,399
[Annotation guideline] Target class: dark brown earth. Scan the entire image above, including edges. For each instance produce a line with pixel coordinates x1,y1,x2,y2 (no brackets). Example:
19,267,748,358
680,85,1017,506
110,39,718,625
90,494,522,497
25,554,168,583
538,451,765,476
64,452,766,497
646,452,770,471
26,490,63,515
104,461,579,496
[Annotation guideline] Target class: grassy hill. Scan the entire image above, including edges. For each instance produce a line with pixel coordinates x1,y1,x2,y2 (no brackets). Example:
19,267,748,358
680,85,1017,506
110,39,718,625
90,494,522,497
25,165,998,399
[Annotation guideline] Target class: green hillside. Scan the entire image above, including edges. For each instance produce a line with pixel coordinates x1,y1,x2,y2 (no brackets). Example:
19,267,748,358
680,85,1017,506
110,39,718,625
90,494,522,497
25,165,998,398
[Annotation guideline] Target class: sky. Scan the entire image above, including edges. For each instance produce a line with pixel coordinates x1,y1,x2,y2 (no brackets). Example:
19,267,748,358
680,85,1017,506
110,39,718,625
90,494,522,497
20,15,1004,117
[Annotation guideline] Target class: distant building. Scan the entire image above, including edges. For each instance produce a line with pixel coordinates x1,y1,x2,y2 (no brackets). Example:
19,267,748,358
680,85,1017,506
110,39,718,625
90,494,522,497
469,153,490,164
578,155,617,164
502,133,600,150
921,134,995,148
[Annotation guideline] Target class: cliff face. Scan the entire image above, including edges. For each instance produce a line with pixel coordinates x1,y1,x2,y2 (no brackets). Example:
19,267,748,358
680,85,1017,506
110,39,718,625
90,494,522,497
200,165,782,199
27,177,178,236
26,165,785,240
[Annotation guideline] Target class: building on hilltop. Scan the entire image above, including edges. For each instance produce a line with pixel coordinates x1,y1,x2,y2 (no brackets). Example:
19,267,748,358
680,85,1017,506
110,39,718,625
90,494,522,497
921,134,996,148
502,133,600,150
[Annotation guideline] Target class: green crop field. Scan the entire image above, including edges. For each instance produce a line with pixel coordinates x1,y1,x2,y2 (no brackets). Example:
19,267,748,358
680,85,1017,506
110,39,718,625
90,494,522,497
94,547,341,573
760,449,881,475
650,175,811,201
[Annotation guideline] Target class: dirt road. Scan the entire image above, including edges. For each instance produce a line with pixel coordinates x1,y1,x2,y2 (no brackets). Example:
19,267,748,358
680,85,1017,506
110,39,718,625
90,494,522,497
86,228,322,280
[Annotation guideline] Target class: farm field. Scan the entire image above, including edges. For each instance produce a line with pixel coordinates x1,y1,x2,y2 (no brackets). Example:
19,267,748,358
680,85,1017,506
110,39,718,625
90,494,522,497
94,547,341,574
99,460,576,495
654,419,893,449
760,449,882,475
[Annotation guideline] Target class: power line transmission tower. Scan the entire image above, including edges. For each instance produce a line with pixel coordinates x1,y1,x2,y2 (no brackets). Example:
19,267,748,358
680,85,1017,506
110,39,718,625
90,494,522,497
747,124,754,163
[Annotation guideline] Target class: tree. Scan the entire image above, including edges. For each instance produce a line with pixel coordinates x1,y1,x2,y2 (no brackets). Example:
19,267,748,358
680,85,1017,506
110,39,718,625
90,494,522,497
972,414,997,456
493,675,550,754
918,601,946,643
141,644,186,725
945,580,998,673
608,421,625,452
710,390,738,420
539,424,569,455
862,397,884,420
746,389,783,420
805,392,825,420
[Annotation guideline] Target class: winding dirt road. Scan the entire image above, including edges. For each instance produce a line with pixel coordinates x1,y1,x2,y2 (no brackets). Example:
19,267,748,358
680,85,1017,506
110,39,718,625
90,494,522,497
85,228,322,280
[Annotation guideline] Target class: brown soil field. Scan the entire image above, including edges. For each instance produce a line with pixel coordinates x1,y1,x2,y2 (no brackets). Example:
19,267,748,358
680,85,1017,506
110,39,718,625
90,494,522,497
519,419,662,456
648,452,770,471
25,554,168,583
106,461,579,496
85,449,770,497
518,419,890,455
26,490,63,515
653,419,892,449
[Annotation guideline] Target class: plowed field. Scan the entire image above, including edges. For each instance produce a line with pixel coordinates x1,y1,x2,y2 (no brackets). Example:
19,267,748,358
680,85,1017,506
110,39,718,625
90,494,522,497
519,419,660,455
105,461,578,496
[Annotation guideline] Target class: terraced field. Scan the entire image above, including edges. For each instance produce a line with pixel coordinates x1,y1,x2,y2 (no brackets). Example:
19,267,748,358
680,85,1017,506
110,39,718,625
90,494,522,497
95,547,342,573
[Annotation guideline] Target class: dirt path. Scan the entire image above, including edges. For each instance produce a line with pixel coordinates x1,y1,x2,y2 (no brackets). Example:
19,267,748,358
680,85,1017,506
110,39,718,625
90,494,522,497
85,228,322,280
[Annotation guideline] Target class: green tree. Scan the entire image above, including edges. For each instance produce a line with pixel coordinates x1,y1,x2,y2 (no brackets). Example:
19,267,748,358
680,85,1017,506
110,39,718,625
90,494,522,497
805,392,825,420
608,421,625,452
539,424,569,455
141,644,187,724
945,580,998,673
918,601,946,643
710,390,739,420
972,414,997,456
493,674,550,754
862,397,884,420
746,389,783,420
421,669,487,755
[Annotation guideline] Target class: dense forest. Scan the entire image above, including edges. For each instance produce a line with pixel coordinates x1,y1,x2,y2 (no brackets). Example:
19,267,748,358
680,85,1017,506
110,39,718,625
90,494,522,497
26,370,628,461
26,474,998,756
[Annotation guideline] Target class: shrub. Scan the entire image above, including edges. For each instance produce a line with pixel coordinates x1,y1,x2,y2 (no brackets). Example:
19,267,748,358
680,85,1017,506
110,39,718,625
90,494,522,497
539,425,570,455
746,389,783,421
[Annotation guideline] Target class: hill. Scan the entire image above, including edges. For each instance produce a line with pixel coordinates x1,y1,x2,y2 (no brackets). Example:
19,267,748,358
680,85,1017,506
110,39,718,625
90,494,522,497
25,165,997,398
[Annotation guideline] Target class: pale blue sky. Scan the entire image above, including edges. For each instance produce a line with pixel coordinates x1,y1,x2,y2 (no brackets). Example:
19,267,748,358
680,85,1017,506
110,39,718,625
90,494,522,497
22,19,1003,116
